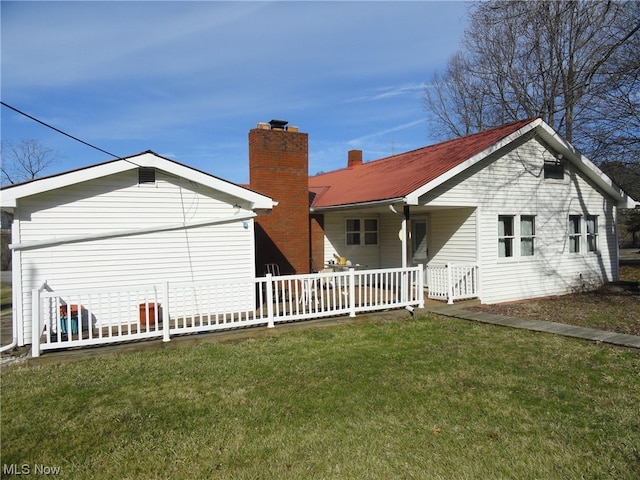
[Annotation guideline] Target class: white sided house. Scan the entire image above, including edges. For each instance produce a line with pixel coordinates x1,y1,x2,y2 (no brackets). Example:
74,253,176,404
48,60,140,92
308,118,636,304
1,152,274,347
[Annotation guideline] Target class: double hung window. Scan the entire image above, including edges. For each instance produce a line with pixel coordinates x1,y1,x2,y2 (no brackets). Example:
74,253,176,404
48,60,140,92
569,215,581,253
498,215,514,258
520,216,535,256
586,216,598,252
346,218,378,246
498,215,536,259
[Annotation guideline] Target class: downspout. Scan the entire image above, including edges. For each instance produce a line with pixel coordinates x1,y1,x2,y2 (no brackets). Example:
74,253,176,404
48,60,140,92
0,322,18,353
1,217,20,353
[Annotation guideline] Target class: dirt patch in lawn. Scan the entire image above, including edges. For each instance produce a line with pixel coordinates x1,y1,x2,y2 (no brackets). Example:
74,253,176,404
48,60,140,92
471,264,640,336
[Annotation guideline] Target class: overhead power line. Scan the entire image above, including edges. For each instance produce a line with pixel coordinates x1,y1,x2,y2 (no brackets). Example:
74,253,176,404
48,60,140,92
1,101,121,159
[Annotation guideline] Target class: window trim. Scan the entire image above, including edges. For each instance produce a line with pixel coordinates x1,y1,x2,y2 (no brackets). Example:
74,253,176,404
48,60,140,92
345,217,378,246
569,215,582,254
520,215,536,257
498,215,515,258
586,215,598,253
498,214,537,261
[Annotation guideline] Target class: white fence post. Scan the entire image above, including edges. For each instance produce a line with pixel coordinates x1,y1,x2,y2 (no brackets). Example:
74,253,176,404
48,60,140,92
418,264,425,308
162,281,171,343
31,288,41,358
446,262,454,305
266,274,275,328
348,268,356,317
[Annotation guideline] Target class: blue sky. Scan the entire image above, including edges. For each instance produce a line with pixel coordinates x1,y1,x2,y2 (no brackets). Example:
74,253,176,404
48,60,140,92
1,1,469,184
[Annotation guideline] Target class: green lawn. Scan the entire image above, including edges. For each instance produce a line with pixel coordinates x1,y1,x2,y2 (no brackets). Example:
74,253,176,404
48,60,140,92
2,315,639,479
1,282,11,317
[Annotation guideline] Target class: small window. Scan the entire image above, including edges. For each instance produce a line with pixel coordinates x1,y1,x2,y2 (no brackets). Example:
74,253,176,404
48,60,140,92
138,167,156,184
364,219,378,245
586,216,598,252
498,215,515,258
569,215,581,253
520,216,535,256
346,218,378,246
544,160,564,180
346,219,361,246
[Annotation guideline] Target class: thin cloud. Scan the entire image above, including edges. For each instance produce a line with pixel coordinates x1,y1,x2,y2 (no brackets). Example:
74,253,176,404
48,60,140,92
345,83,427,104
348,119,426,146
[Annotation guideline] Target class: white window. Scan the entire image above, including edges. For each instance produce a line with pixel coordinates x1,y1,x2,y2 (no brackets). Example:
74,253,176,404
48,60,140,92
569,215,581,253
520,216,535,256
499,215,537,259
586,216,598,252
346,218,378,246
498,215,515,258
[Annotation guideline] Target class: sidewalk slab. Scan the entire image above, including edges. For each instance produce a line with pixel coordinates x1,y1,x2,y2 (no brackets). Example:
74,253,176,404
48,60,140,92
420,305,640,349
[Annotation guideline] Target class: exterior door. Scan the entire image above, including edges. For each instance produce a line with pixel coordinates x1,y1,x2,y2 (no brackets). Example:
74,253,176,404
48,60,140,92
411,219,428,284
411,218,429,265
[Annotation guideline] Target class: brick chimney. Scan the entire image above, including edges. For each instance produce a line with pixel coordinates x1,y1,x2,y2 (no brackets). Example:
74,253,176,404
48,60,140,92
249,120,310,274
348,150,363,168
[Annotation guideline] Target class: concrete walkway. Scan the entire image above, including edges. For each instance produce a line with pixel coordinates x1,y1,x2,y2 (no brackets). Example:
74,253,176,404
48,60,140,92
420,304,640,349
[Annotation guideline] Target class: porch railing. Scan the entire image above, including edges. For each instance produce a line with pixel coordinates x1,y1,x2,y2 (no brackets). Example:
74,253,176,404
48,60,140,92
426,263,479,304
31,266,424,357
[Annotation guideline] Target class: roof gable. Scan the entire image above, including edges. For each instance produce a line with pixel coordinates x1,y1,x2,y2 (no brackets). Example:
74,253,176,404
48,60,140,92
309,118,538,209
1,151,274,210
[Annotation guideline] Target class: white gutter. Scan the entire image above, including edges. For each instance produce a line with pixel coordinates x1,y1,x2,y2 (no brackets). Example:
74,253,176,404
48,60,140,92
10,212,257,251
310,197,405,213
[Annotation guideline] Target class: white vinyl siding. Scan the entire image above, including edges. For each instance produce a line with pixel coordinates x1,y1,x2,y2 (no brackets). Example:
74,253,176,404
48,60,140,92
15,170,257,344
417,136,618,304
428,208,477,264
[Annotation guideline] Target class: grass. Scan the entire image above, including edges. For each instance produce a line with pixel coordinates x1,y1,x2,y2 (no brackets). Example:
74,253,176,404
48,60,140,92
2,316,639,479
1,282,11,317
472,263,640,336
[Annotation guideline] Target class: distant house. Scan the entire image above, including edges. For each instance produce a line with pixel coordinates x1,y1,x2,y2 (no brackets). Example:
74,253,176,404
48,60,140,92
1,152,274,346
248,118,636,304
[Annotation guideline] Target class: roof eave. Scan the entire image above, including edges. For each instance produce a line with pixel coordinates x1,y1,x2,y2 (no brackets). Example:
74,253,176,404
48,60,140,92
534,122,634,208
0,152,275,211
310,197,406,213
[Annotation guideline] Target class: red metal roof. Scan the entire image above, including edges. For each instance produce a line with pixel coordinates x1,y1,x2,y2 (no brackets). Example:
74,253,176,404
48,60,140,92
309,118,538,209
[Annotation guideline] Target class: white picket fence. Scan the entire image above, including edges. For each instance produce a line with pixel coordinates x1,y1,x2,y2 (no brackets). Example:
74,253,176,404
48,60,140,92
31,266,424,357
426,263,479,304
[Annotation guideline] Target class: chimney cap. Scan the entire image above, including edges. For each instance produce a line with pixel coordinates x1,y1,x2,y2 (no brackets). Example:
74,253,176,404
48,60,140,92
269,119,288,130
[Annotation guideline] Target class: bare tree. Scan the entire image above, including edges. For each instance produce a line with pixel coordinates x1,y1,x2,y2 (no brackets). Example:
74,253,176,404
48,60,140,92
1,139,60,185
424,0,640,163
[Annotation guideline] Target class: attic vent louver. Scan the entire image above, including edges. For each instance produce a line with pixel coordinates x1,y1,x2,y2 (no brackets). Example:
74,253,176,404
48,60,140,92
138,167,156,184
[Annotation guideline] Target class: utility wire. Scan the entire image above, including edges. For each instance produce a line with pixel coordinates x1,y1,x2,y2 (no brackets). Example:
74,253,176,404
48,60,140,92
1,101,121,159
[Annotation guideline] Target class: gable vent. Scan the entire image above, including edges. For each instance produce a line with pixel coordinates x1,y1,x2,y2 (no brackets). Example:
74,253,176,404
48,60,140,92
138,167,156,184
